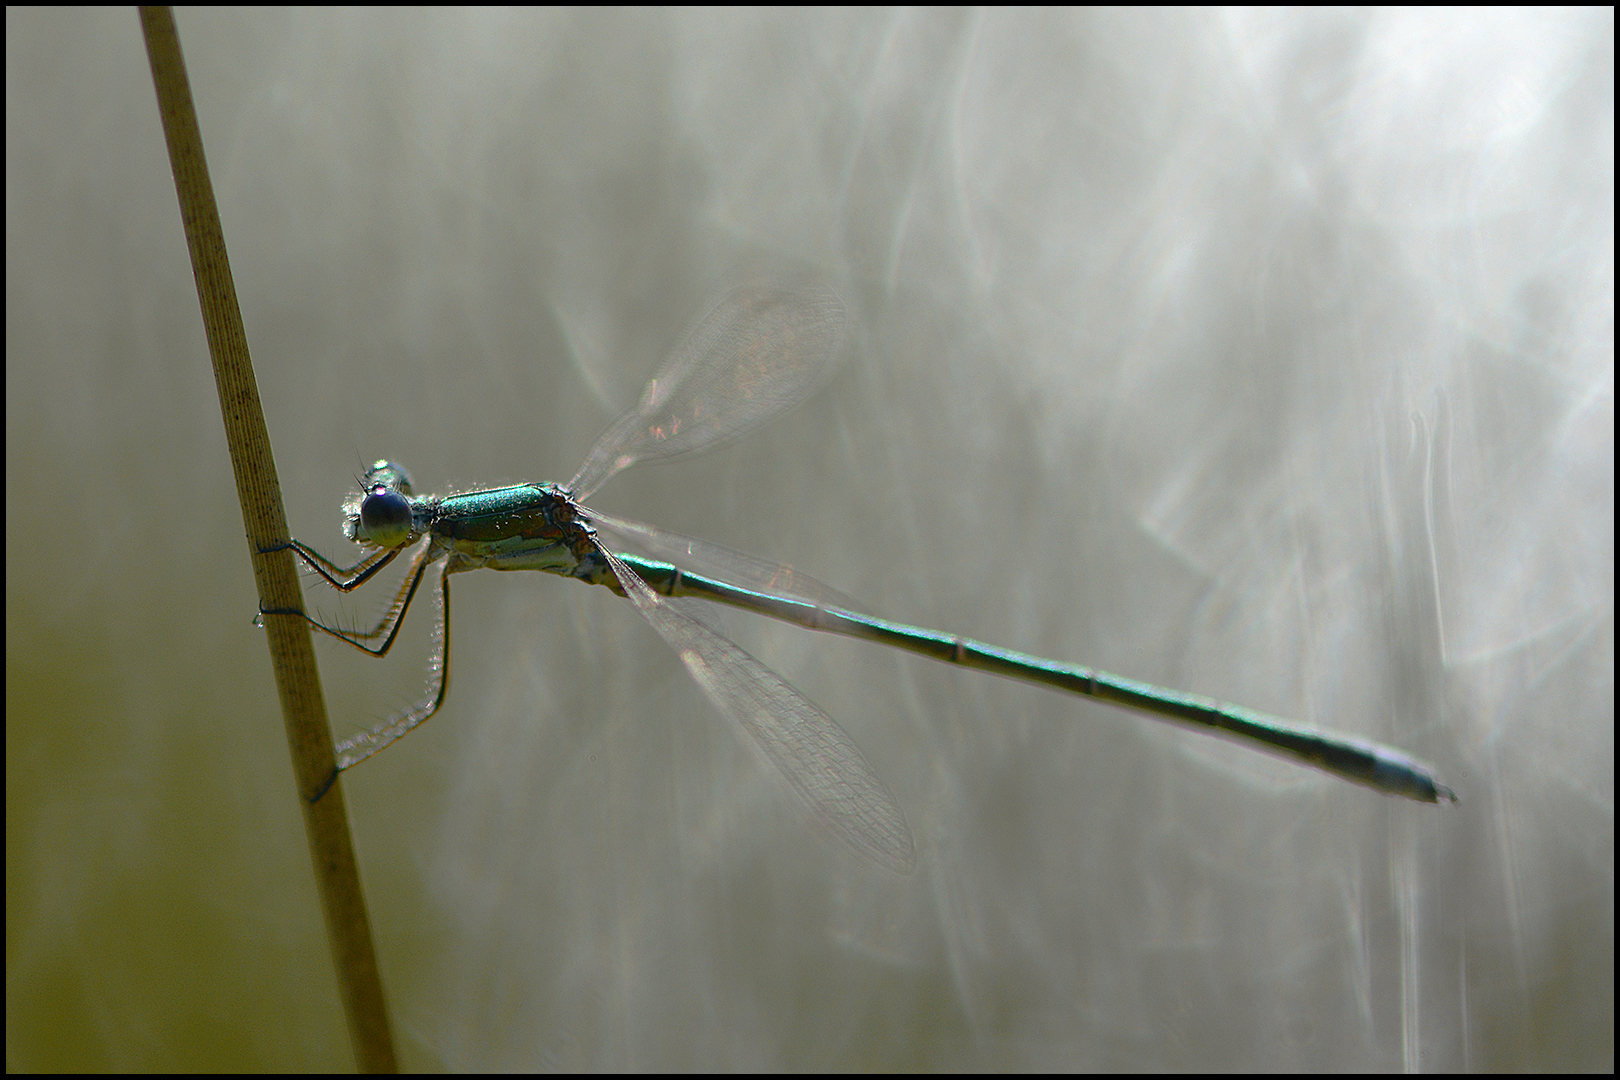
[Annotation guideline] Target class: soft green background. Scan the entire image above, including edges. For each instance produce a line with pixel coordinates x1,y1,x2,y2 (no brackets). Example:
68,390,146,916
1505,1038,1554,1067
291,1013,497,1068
8,8,1611,1070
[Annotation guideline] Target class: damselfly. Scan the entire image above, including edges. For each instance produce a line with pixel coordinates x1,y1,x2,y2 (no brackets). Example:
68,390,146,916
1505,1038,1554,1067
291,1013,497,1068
267,284,1456,874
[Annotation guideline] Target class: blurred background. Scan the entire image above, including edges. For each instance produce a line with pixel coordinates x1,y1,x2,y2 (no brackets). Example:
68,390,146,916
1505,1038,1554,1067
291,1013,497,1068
7,8,1611,1070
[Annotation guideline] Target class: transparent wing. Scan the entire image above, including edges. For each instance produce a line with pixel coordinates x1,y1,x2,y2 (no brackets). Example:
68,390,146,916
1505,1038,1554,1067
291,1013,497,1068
599,546,914,874
568,283,846,500
586,506,872,616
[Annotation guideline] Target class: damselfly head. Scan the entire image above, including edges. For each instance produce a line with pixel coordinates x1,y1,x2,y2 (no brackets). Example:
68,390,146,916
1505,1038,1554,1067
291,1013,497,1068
342,460,417,547
359,460,413,496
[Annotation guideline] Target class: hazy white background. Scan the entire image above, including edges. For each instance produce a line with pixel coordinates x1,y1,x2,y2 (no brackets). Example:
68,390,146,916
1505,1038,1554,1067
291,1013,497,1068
8,8,1611,1070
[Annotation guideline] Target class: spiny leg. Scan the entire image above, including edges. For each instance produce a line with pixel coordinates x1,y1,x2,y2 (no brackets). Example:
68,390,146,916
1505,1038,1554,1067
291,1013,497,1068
332,557,455,771
266,537,402,591
268,540,436,657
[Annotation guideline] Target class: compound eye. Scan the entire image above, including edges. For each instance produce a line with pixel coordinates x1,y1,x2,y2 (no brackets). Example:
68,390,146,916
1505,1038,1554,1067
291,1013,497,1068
362,460,413,496
356,487,412,548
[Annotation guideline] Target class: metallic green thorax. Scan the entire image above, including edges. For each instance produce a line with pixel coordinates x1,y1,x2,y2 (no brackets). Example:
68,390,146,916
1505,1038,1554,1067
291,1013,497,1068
428,483,608,582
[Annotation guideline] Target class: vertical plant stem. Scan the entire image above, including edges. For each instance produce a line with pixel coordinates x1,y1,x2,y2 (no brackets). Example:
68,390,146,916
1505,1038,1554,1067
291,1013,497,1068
137,8,398,1072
